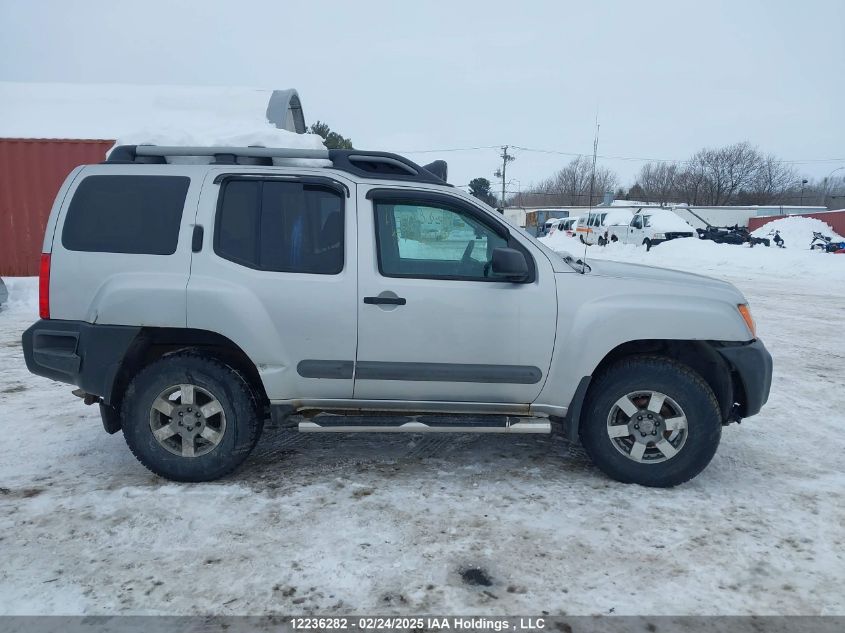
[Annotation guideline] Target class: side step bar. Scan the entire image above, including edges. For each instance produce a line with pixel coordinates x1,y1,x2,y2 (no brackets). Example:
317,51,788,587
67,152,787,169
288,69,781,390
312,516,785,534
298,415,550,434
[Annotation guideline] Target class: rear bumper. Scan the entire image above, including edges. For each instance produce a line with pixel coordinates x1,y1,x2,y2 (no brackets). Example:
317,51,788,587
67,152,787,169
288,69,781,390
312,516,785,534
716,339,773,418
22,320,140,404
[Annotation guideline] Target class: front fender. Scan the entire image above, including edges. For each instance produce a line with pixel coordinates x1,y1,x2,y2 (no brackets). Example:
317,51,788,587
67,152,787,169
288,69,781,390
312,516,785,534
537,273,752,410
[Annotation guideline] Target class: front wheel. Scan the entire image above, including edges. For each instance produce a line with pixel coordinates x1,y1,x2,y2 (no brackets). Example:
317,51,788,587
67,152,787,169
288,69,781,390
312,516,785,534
643,239,652,251
579,356,722,487
121,353,263,482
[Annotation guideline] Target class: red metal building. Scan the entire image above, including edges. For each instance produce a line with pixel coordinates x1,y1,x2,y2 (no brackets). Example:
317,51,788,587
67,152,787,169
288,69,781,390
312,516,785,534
0,138,113,276
0,82,310,277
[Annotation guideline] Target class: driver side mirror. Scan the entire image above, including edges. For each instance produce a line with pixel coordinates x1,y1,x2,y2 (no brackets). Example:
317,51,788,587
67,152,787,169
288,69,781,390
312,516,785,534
491,247,529,282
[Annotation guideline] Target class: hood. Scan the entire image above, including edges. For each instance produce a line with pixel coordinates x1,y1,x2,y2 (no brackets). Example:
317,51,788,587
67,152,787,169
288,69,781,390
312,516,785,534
645,211,695,232
584,258,743,297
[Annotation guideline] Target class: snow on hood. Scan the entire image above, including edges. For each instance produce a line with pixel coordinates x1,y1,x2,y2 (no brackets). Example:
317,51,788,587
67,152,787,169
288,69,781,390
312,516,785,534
604,209,634,225
643,210,695,232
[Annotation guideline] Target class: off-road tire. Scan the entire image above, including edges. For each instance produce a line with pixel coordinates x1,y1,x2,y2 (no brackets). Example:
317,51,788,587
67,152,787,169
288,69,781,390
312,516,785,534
121,352,263,482
579,356,722,487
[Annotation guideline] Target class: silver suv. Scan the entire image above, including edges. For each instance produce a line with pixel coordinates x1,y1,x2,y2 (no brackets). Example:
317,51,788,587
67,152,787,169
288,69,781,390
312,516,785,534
23,145,772,487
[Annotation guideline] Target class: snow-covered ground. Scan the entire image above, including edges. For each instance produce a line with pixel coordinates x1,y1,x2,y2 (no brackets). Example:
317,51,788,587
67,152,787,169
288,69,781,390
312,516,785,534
2,234,844,615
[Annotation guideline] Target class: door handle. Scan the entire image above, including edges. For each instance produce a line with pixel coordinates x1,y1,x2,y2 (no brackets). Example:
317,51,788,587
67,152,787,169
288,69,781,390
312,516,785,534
191,225,204,252
363,296,406,305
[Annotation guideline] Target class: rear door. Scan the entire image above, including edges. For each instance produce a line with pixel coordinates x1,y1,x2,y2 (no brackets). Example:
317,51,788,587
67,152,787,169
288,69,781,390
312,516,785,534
187,170,358,401
49,165,198,325
354,187,557,404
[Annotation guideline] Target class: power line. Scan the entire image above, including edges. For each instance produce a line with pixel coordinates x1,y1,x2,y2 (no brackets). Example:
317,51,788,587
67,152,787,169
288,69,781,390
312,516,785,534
392,145,500,153
394,144,845,165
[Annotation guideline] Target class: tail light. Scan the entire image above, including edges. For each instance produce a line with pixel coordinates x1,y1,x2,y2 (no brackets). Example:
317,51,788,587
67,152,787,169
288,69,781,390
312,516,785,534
39,253,51,319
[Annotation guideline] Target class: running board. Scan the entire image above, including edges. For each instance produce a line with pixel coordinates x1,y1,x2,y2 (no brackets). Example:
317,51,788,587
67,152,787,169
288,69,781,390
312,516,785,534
298,415,550,434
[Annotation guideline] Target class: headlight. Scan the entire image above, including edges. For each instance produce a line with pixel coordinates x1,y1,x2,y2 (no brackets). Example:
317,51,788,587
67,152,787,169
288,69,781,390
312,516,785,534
737,304,756,337
653,233,666,240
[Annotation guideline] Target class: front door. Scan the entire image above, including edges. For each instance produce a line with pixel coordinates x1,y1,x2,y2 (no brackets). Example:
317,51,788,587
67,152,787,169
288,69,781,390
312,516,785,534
354,188,557,404
628,215,644,244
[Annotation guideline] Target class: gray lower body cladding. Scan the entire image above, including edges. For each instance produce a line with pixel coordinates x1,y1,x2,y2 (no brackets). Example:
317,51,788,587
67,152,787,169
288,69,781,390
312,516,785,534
297,359,542,384
714,339,773,417
22,319,140,404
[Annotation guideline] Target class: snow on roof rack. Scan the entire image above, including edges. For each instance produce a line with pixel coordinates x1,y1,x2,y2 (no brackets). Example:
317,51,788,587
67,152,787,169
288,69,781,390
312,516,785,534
106,145,451,185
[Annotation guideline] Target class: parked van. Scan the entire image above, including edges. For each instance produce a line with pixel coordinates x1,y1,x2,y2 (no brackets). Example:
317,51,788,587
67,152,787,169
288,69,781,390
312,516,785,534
576,209,634,245
556,217,579,237
542,218,561,237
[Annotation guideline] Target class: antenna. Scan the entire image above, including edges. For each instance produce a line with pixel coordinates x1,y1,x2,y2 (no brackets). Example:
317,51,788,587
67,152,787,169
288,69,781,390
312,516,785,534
581,116,600,274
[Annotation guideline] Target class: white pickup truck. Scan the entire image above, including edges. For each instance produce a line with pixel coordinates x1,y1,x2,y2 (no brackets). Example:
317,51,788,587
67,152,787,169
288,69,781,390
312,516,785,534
607,208,696,250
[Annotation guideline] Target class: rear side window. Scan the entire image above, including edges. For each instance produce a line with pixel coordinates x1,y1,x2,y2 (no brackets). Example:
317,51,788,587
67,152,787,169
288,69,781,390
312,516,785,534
62,175,189,255
215,179,344,274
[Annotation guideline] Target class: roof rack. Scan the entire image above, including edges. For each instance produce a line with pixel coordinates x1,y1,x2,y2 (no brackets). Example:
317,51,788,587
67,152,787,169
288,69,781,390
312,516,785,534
106,145,450,185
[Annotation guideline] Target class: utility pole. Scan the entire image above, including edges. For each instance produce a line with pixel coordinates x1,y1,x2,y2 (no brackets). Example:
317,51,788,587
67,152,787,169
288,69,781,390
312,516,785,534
494,145,515,208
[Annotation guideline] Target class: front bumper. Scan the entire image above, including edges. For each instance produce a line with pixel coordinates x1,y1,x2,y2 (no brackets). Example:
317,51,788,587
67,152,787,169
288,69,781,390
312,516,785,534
715,339,773,418
22,319,140,404
650,233,695,247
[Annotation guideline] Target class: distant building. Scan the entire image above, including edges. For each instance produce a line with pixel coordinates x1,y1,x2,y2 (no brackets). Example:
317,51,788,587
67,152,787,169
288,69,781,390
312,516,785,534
503,206,572,231
0,82,308,275
504,200,828,235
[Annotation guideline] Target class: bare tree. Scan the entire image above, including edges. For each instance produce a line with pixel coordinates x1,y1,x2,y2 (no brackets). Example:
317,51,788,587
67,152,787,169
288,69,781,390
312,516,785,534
694,142,761,205
517,156,617,207
632,143,802,206
637,162,680,205
737,154,798,205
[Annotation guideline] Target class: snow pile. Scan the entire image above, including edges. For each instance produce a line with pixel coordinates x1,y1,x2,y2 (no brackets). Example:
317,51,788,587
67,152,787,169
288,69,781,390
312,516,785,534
751,215,844,248
1,82,301,139
111,126,330,167
1,81,330,165
0,277,37,313
114,126,325,153
541,232,845,280
539,231,584,254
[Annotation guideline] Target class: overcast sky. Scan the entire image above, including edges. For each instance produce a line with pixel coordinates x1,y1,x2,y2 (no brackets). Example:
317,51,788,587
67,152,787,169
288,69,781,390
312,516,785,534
1,0,843,193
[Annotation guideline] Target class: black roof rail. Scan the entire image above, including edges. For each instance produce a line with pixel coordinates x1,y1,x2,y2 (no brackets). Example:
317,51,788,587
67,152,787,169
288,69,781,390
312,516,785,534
105,145,451,186
326,150,448,185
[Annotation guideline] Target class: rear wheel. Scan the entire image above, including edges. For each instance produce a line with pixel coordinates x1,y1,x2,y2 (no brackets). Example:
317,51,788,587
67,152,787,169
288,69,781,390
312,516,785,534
579,356,722,487
121,353,263,482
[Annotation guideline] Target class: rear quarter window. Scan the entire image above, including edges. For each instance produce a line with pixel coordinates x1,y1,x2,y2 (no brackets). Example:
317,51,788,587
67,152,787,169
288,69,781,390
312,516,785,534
62,175,190,255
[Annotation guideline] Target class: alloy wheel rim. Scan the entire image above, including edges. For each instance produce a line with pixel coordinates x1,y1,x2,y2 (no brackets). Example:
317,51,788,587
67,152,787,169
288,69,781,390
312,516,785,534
148,384,226,458
606,390,688,463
